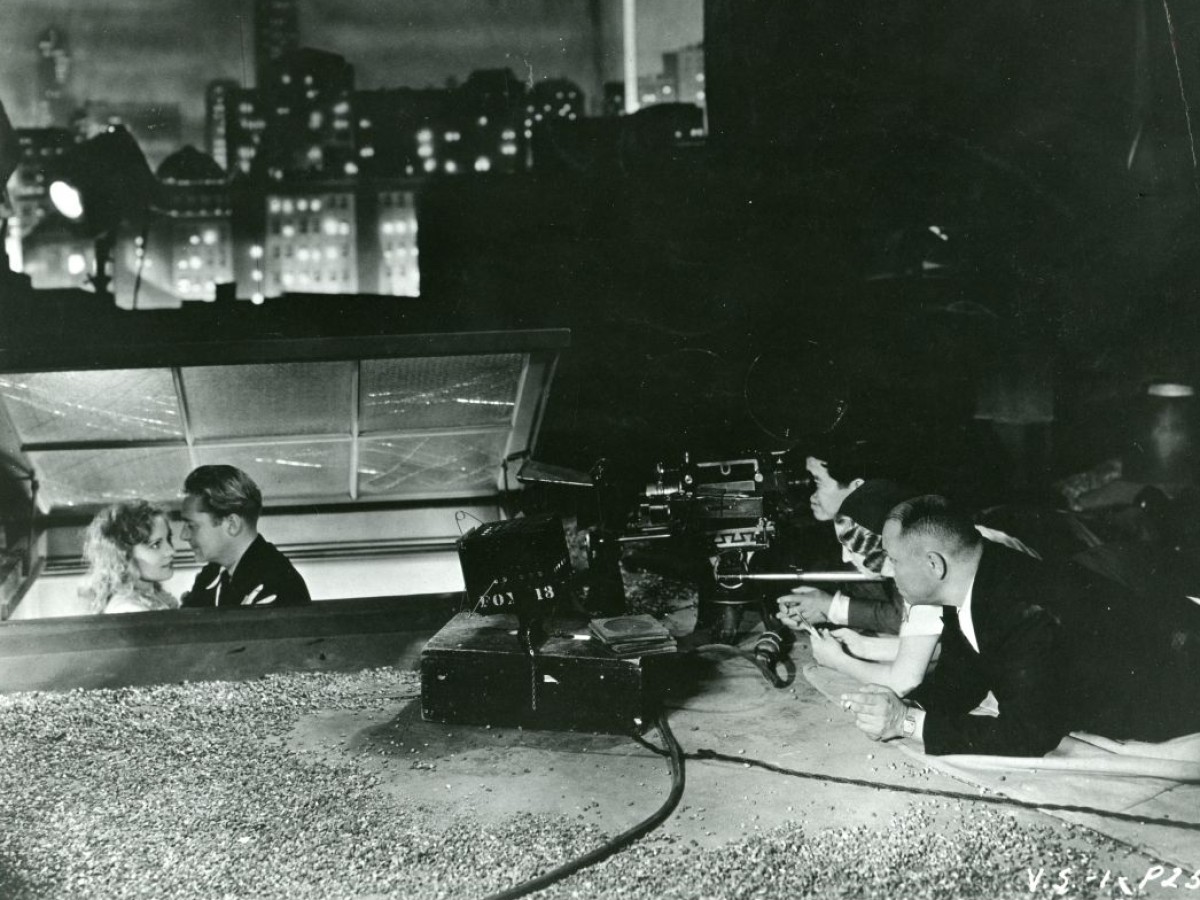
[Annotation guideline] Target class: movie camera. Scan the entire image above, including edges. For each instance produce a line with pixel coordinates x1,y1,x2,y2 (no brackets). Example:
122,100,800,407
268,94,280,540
517,449,860,679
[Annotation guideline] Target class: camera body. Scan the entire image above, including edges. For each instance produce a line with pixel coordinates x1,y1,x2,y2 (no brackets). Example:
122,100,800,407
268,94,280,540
633,450,802,553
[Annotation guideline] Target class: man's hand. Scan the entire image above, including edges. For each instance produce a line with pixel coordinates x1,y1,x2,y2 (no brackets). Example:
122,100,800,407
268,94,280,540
808,627,848,667
827,627,864,658
841,684,907,741
241,585,277,606
777,586,834,626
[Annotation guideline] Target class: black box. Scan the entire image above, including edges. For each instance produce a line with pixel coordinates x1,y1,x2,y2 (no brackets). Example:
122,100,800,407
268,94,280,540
421,612,671,733
456,515,572,616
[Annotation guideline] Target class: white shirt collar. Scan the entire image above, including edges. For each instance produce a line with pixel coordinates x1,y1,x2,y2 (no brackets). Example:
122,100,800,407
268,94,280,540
958,569,981,653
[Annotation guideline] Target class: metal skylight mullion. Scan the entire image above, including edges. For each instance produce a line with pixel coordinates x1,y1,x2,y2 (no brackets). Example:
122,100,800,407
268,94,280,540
170,366,199,471
190,433,353,450
356,424,511,441
20,438,189,453
502,351,554,470
498,353,532,491
349,360,360,501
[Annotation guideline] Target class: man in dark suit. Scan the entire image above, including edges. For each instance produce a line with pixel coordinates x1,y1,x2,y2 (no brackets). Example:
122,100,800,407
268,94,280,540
179,465,311,609
843,495,1200,756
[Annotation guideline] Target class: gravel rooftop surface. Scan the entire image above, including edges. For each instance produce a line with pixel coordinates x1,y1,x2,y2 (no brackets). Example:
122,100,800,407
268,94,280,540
0,666,1146,900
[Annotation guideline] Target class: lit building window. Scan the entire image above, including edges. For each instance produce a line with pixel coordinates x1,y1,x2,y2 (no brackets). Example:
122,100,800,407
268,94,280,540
297,248,310,262
311,199,322,212
394,221,408,235
334,101,350,115
251,292,265,305
189,257,202,270
282,199,294,214
417,144,433,158
67,253,86,275
308,111,323,130
283,225,296,238
189,234,200,246
360,146,375,158
176,259,188,271
338,221,350,235
298,199,309,212
417,128,433,143
323,218,339,236
478,116,488,127
203,229,218,245
251,269,263,282
344,161,359,175
444,160,458,174
524,129,532,139
501,129,516,140
359,118,371,129
382,222,393,236
500,144,517,156
423,158,437,173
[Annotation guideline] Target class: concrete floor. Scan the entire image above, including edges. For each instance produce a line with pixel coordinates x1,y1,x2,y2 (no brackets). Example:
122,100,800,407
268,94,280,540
286,630,1171,896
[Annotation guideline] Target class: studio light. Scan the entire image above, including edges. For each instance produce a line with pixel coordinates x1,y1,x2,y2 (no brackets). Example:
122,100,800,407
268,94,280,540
48,125,158,298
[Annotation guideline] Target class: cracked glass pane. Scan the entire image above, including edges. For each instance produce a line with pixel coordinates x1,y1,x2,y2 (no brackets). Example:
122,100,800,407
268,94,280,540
194,440,352,500
358,431,507,495
360,354,524,432
29,446,192,509
182,362,354,439
0,370,183,443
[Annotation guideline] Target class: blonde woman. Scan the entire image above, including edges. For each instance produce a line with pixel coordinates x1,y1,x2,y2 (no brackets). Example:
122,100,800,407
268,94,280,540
81,501,181,614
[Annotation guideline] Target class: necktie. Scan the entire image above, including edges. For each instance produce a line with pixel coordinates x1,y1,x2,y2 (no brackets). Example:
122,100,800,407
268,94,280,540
217,569,232,607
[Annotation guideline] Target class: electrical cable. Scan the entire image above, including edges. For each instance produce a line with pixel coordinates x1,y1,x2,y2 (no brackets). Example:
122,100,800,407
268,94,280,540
455,509,485,535
630,734,1200,834
690,642,796,689
477,709,686,900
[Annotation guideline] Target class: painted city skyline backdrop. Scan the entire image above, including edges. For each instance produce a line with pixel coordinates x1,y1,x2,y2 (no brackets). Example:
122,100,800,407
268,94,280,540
0,0,703,140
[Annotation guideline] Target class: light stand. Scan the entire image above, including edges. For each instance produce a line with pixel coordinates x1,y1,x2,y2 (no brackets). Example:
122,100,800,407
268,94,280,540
48,125,157,301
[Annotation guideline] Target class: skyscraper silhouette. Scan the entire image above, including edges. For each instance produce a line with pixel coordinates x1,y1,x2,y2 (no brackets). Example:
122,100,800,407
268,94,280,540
35,26,73,127
254,0,300,90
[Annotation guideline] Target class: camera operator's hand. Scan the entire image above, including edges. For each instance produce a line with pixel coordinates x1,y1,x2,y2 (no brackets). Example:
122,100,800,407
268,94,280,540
777,586,833,625
808,627,848,667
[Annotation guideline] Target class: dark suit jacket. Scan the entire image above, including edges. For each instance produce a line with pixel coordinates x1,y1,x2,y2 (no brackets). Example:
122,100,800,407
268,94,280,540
182,535,311,609
845,580,903,634
907,543,1200,756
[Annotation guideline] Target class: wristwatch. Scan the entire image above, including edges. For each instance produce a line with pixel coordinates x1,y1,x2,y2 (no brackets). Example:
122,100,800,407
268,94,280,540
901,706,919,739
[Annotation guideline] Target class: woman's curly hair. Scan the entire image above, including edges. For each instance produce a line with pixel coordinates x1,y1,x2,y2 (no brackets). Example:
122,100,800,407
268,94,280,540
80,501,169,614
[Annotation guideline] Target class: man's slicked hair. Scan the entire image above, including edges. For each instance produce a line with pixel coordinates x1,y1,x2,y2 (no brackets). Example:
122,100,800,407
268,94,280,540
184,465,263,525
886,494,980,557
